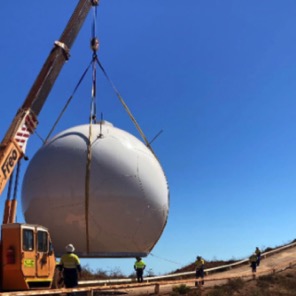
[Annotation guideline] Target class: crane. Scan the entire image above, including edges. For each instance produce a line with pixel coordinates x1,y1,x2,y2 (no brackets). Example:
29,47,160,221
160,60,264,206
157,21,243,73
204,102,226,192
0,0,98,290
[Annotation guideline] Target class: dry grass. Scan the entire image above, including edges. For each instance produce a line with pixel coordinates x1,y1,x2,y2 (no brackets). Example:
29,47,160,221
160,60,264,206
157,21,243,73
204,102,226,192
169,266,296,296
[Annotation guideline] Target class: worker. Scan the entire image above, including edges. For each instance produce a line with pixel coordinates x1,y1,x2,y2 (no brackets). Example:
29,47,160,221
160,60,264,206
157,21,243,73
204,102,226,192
58,244,82,289
195,256,205,286
134,257,146,283
249,253,258,273
255,247,261,266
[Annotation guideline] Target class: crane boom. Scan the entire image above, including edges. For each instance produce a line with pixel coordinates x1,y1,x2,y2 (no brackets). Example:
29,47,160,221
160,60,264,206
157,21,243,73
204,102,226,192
0,0,96,196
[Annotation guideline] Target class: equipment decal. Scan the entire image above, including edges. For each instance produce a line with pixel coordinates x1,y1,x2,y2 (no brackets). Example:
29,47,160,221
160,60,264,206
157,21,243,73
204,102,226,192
24,259,35,268
1,148,19,179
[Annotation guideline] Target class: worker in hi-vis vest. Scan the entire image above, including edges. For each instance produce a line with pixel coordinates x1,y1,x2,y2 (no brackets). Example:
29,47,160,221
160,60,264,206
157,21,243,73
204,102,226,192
195,256,205,286
255,247,261,266
249,253,258,273
134,257,146,282
57,244,82,289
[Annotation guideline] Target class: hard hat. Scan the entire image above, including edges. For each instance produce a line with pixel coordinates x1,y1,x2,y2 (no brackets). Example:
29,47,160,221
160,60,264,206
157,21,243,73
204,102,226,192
65,244,75,253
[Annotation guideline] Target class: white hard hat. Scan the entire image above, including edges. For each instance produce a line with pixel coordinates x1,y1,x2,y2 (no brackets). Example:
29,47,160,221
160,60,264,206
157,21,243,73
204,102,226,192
65,244,75,253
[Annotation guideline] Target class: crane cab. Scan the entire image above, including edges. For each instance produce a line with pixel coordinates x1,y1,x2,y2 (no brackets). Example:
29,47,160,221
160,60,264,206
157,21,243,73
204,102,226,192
0,223,56,291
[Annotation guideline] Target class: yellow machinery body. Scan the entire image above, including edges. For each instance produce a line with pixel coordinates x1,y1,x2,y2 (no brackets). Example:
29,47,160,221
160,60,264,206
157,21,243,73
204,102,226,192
0,223,56,291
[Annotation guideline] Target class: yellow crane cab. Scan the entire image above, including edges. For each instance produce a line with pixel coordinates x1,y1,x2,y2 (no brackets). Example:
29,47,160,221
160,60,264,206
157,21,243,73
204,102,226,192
0,223,56,291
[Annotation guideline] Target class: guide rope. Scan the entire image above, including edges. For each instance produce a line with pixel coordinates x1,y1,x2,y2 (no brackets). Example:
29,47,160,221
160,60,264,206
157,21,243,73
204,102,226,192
150,253,183,266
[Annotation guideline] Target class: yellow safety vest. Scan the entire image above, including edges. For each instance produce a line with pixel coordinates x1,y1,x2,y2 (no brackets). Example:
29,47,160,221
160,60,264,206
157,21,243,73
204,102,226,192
134,260,146,269
59,253,80,269
249,255,257,263
195,259,205,268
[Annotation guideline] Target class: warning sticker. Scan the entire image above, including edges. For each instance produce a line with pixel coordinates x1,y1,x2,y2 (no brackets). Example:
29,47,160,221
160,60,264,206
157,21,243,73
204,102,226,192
24,259,35,268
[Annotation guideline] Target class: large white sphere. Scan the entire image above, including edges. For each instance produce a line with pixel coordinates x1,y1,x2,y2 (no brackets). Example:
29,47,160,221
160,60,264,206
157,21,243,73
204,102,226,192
21,121,169,257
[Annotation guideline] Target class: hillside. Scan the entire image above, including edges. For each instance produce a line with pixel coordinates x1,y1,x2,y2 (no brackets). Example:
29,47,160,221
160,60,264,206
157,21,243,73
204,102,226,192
121,242,296,295
171,242,296,275
182,266,296,296
162,243,296,296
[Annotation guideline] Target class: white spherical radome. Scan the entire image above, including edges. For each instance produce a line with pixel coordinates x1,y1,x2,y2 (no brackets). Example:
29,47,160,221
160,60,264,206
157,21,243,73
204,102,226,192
21,121,169,258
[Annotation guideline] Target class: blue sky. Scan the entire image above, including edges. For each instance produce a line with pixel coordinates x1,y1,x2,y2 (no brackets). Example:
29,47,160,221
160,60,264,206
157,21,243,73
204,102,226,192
1,1,296,276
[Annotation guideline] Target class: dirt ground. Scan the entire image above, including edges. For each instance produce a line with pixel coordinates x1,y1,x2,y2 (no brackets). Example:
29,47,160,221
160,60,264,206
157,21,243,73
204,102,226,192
107,245,296,295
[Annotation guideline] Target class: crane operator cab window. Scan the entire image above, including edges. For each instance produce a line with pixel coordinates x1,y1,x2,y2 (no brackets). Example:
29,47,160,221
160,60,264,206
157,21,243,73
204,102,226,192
37,231,48,252
22,228,49,252
23,229,34,251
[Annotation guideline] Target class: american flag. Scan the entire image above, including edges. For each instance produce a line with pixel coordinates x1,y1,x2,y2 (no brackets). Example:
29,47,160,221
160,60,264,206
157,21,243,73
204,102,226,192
14,111,38,153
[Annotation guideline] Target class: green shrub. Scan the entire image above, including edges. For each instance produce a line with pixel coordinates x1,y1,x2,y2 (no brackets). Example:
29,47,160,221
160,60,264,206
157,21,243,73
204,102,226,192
172,284,191,295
